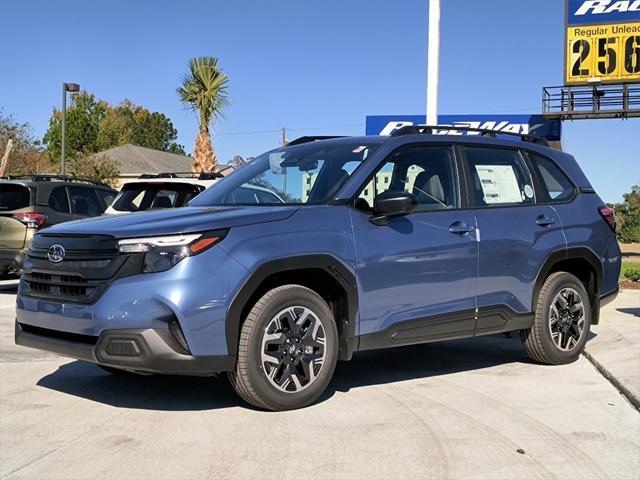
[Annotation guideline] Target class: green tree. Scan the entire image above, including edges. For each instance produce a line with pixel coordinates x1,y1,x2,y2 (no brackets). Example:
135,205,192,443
96,100,185,154
66,152,120,188
616,185,640,243
43,91,107,164
177,56,229,172
43,92,186,163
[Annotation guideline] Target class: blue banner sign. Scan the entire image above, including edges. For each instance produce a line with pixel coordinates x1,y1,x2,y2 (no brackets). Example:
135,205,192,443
567,0,640,26
365,115,562,142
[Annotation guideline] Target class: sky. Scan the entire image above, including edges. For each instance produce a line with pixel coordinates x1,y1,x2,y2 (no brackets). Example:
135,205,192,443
1,0,638,203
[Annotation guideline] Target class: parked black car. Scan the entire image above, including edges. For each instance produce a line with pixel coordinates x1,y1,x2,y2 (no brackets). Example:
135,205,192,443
0,176,117,275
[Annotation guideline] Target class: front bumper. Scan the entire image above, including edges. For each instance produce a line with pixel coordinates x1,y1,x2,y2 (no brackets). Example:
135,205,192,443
15,320,235,375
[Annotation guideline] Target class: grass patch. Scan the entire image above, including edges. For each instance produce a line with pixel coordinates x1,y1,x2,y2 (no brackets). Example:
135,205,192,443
621,262,640,282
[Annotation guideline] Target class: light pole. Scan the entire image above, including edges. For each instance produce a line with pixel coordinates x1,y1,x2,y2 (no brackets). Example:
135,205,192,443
61,82,80,176
426,0,440,126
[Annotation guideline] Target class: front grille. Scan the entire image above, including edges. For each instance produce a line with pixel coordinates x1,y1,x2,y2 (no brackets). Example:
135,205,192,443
21,234,143,304
19,323,98,345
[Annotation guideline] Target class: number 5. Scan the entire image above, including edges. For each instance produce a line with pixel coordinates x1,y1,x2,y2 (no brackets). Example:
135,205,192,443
598,37,617,75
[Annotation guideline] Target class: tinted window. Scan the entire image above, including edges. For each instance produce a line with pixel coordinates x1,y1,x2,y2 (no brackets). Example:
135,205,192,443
357,146,459,211
0,184,32,211
97,190,116,208
529,153,575,203
111,183,202,212
68,187,102,216
48,187,70,213
465,147,535,207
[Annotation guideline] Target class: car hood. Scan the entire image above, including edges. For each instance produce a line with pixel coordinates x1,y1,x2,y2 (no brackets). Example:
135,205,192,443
42,206,299,239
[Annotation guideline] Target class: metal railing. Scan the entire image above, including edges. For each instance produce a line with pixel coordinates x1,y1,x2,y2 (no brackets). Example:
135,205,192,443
542,84,640,120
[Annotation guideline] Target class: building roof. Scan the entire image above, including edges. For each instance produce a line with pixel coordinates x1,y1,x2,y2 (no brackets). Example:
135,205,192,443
90,144,193,175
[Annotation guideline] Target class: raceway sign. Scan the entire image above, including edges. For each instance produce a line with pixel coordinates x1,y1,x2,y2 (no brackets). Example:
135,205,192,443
365,115,562,142
568,0,640,26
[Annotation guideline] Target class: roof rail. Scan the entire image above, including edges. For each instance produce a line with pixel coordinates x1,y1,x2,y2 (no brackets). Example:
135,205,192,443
391,125,549,146
3,174,110,187
138,172,224,180
287,136,346,146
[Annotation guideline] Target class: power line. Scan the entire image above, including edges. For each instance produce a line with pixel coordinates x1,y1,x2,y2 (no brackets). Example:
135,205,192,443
214,123,364,136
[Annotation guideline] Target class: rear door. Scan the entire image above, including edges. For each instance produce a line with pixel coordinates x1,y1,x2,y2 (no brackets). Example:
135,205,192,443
67,186,103,219
0,183,32,249
42,185,75,225
463,146,566,332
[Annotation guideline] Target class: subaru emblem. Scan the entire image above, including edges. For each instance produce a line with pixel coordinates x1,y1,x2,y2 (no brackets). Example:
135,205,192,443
47,244,65,263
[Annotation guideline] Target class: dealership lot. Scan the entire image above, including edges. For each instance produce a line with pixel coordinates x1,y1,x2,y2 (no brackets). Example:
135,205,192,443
1,280,638,480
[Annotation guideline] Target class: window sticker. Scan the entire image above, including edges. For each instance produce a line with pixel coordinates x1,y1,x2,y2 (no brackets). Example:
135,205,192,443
475,165,523,204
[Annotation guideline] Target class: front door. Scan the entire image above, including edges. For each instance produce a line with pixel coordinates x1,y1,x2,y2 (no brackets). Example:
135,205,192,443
351,144,478,346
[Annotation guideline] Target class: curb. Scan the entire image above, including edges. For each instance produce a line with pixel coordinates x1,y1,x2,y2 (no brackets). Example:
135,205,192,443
583,349,640,412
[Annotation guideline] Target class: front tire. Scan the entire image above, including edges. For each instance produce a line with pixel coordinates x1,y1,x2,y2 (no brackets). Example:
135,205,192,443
521,272,591,365
228,285,338,411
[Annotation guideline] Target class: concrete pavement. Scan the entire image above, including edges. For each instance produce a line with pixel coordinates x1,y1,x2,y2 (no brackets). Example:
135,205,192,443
1,280,639,480
585,289,640,409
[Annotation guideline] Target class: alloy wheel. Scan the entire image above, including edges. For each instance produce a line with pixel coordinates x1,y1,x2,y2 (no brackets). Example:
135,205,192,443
260,306,327,393
548,287,585,351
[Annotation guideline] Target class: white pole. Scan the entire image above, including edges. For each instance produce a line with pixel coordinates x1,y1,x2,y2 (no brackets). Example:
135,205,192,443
426,0,440,126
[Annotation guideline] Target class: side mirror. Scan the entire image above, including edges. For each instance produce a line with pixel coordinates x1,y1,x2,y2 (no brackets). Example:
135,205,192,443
370,191,417,225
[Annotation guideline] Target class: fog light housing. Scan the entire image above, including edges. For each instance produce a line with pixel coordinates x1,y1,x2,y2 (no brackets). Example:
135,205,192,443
105,339,141,357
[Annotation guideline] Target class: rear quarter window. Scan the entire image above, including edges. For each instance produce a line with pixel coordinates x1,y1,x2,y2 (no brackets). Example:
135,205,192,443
528,153,576,203
0,184,32,211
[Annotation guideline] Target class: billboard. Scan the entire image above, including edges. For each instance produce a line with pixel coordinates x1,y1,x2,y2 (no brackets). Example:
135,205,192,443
565,0,640,85
365,115,562,142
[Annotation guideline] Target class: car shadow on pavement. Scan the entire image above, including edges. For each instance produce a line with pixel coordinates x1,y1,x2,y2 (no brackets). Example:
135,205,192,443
37,334,536,411
616,307,639,317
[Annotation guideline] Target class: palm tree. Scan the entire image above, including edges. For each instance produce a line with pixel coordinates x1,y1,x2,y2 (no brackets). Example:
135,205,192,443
177,57,229,172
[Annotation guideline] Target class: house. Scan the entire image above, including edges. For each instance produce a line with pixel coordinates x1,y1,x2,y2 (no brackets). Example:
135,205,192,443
89,144,233,188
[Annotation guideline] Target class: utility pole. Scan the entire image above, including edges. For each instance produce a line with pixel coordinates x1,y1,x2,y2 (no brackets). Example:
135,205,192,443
426,0,440,126
61,82,80,176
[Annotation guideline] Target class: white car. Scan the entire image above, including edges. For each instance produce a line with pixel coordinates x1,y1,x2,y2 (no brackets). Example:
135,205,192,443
105,173,284,215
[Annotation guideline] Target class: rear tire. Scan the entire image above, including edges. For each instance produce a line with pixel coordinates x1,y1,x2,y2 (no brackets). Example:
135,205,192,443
521,272,591,365
228,285,338,411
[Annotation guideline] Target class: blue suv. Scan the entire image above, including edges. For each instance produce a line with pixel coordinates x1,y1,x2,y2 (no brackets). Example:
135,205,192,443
15,127,621,410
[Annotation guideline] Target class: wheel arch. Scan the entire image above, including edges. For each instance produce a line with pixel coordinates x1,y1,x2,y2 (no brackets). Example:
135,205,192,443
226,255,358,361
533,247,603,325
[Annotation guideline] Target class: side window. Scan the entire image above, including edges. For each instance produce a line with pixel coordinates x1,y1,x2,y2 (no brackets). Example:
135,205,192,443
68,187,102,216
47,187,70,213
97,190,116,208
528,153,575,203
465,147,535,207
357,146,459,211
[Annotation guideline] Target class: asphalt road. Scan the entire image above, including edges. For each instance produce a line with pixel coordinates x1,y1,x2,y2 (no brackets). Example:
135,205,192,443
1,279,638,480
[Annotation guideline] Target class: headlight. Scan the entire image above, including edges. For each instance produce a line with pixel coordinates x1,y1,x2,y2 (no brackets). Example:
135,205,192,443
118,230,228,273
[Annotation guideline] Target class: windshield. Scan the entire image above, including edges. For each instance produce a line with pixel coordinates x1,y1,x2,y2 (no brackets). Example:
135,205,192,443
190,140,379,206
111,182,204,212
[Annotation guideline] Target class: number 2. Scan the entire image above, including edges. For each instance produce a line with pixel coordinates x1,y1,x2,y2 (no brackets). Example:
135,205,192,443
572,40,590,77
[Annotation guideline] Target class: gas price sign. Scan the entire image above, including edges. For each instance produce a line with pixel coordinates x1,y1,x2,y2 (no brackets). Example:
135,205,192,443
565,0,640,85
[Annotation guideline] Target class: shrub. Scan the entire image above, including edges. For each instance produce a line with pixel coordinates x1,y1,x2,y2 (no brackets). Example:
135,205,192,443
621,263,640,282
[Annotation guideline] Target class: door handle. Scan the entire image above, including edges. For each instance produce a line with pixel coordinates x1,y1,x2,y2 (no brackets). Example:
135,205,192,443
536,215,556,227
449,221,474,235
